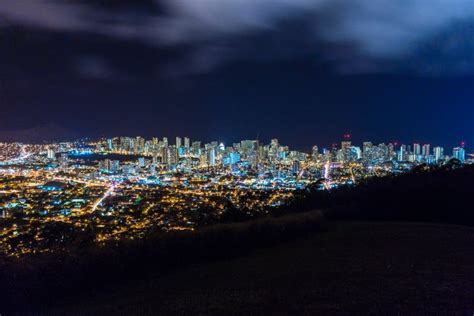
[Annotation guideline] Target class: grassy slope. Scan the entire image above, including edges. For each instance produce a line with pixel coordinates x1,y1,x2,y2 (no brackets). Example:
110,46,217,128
5,165,474,314
48,222,474,315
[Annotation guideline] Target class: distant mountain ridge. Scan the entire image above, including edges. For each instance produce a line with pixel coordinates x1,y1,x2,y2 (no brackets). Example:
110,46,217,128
0,123,80,143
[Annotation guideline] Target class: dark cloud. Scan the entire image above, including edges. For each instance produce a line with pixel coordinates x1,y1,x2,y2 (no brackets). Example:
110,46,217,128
1,0,474,75
0,1,473,149
75,56,118,80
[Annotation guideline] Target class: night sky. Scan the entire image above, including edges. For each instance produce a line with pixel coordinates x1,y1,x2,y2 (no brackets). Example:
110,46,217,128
1,0,473,149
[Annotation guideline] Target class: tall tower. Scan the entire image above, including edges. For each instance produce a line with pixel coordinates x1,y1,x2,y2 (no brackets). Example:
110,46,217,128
413,143,421,156
422,144,431,157
398,145,406,162
453,147,465,162
434,147,444,161
341,134,352,150
47,148,56,160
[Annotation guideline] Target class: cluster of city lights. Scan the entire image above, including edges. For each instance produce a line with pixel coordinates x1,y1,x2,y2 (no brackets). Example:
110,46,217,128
0,136,469,257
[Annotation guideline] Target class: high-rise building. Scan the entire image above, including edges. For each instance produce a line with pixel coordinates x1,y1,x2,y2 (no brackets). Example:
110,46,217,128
168,146,178,166
136,137,145,154
241,140,258,159
398,145,407,162
422,144,431,157
453,147,465,162
160,147,168,164
207,148,216,166
341,141,352,151
218,143,225,154
312,146,319,161
184,137,190,148
413,143,421,156
112,160,120,173
120,137,132,152
271,139,279,148
388,143,395,160
434,147,444,162
362,142,373,155
99,159,112,172
138,157,145,168
47,149,55,160
230,152,241,164
192,141,201,156
59,154,68,169
107,138,113,151
176,137,182,148
292,160,301,174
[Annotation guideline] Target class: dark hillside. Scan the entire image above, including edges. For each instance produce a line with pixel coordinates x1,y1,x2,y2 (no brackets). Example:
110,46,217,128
325,163,474,225
0,211,326,313
2,164,474,314
48,222,474,315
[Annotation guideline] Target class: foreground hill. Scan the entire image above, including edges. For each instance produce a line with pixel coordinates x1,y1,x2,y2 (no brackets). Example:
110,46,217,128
3,164,474,314
48,222,474,315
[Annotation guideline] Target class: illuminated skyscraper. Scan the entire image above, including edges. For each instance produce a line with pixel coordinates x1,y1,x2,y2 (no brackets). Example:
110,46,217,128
271,139,279,148
434,147,444,162
241,140,258,159
47,149,55,160
107,138,113,151
362,142,372,155
341,141,352,150
192,141,201,156
230,152,241,164
138,157,145,167
292,160,301,174
312,146,319,161
388,143,395,160
99,159,112,172
168,145,178,166
111,160,120,172
136,137,145,153
120,137,132,152
207,148,216,166
176,137,182,148
422,144,430,157
413,143,421,156
453,147,465,162
59,154,68,169
160,147,168,164
398,145,406,161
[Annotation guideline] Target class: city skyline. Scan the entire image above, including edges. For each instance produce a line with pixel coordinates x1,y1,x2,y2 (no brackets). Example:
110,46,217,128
0,133,469,257
0,126,470,153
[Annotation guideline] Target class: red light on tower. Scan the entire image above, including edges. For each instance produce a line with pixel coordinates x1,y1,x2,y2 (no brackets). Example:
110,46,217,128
343,134,351,140
461,141,466,148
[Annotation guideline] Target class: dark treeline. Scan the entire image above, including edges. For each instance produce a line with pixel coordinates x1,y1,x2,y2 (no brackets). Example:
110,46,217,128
269,159,473,226
319,160,473,225
1,160,473,312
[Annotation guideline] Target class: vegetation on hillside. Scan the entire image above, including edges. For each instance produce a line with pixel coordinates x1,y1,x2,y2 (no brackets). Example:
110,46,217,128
1,160,472,312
